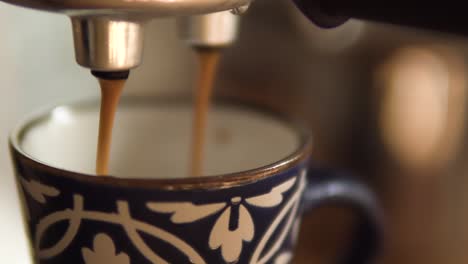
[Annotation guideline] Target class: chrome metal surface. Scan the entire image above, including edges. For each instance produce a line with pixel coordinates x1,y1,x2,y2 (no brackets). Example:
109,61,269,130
71,17,145,71
231,3,250,15
178,11,239,48
1,0,250,71
0,0,251,17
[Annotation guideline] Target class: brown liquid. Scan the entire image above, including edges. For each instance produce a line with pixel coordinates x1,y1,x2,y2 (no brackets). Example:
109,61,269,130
95,78,126,175
93,49,218,177
190,48,221,177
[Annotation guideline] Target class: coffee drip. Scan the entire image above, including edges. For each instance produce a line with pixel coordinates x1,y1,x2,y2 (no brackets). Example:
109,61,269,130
180,13,239,176
190,48,221,177
91,70,129,176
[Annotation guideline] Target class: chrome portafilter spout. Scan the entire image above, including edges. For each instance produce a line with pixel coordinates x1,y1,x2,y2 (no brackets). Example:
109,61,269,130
0,0,251,75
178,8,245,49
71,17,145,73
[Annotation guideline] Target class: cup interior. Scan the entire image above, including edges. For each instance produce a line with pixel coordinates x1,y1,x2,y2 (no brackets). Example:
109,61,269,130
15,98,302,179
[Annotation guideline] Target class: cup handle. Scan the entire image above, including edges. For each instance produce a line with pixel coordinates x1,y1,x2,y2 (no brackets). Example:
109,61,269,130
301,167,383,264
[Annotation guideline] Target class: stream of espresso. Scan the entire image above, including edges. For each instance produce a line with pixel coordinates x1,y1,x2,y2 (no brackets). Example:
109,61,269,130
92,48,219,177
95,73,127,175
190,48,221,177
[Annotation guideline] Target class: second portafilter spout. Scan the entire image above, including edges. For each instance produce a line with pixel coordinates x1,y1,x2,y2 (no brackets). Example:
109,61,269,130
178,8,244,49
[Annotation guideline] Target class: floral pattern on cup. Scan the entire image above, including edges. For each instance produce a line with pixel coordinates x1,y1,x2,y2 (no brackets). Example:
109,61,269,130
274,251,293,264
147,176,298,262
82,233,130,264
19,170,306,264
20,178,60,204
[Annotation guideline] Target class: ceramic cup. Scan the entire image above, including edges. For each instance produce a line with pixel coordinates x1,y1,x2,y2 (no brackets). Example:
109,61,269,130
9,97,382,264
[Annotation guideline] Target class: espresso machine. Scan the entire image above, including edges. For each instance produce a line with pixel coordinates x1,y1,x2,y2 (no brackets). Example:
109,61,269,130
0,0,249,80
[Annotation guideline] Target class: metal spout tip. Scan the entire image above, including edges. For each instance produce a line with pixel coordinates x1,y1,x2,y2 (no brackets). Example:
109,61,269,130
91,70,130,80
231,3,250,15
178,11,240,48
71,17,145,71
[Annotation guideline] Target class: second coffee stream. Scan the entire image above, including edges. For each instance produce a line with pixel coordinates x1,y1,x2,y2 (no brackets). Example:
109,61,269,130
190,47,221,177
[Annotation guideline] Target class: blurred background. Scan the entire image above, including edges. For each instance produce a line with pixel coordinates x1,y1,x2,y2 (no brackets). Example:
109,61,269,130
2,0,468,263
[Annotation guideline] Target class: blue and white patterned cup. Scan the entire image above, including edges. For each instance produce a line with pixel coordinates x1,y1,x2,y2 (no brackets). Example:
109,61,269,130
9,97,382,264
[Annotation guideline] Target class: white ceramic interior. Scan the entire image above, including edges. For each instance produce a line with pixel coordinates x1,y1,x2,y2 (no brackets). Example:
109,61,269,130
17,100,300,179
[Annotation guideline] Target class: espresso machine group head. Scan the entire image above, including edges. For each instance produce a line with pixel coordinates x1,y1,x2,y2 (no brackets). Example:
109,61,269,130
0,0,248,77
2,0,468,77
